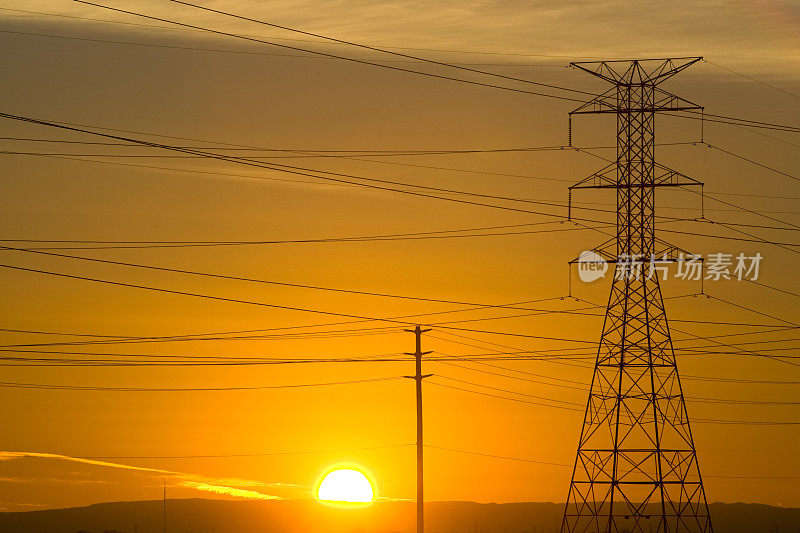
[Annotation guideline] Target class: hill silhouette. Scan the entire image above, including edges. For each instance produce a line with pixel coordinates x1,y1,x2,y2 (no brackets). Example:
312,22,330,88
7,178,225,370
1,499,798,533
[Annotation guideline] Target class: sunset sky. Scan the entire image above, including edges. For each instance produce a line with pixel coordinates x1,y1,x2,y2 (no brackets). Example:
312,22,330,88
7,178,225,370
0,0,798,513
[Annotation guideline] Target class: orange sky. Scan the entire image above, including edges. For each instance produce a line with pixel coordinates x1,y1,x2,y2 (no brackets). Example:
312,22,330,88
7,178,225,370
0,0,798,513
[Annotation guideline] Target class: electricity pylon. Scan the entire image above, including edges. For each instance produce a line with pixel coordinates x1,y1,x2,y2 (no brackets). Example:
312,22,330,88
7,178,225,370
562,58,713,533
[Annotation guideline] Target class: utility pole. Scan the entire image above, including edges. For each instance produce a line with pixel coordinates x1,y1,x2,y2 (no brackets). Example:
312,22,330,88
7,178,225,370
404,325,432,533
163,478,167,533
562,58,712,533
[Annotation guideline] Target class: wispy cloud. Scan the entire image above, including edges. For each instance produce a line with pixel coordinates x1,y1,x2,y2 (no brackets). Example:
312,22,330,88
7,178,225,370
0,475,114,485
0,451,173,474
0,502,48,511
183,481,281,500
376,496,412,502
0,450,286,500
202,476,300,489
4,0,798,68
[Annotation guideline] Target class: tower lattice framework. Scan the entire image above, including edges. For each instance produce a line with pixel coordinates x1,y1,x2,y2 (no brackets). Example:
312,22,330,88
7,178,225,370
562,58,712,533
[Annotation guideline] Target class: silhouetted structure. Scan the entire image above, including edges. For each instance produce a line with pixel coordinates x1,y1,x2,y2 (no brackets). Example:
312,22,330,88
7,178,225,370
562,58,712,533
405,326,432,533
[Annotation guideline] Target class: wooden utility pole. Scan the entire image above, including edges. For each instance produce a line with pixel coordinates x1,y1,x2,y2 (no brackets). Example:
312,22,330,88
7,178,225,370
404,326,431,533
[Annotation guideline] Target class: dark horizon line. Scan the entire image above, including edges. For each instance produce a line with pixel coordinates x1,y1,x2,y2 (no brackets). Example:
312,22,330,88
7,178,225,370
4,498,797,514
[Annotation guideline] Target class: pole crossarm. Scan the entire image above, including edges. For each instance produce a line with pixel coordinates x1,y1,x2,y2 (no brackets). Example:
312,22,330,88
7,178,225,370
570,87,703,115
570,163,703,190
568,238,701,265
570,57,703,86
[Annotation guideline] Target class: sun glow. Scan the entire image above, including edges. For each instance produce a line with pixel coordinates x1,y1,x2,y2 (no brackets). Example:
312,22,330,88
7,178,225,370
316,468,375,505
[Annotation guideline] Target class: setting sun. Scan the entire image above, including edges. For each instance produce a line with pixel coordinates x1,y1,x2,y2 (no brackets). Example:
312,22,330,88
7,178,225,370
316,468,375,504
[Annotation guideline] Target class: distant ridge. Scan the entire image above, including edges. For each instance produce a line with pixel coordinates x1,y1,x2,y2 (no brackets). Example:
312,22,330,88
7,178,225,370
1,499,798,533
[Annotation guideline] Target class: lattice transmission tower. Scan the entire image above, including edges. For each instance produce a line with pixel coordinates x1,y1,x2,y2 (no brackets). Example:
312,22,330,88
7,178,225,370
561,58,713,533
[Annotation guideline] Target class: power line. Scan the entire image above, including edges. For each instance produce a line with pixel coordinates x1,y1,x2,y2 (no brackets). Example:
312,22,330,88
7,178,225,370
436,325,800,367
155,0,800,146
72,1,587,103
674,332,800,365
2,151,338,188
438,360,800,405
433,330,800,386
443,325,800,375
0,28,558,67
13,253,787,347
0,324,397,342
681,375,800,385
0,242,581,308
0,327,404,345
0,348,600,363
1,144,582,194
1,301,790,350
77,443,414,459
0,297,571,349
424,445,571,467
705,293,799,327
440,310,798,353
0,144,605,158
726,120,800,151
703,142,800,183
0,262,418,325
657,227,800,247
428,378,800,424
435,342,797,360
673,109,800,134
0,223,606,251
0,249,637,342
36,242,785,336
0,262,606,343
10,5,799,140
0,376,402,391
745,278,800,300
438,361,585,391
0,136,525,152
3,112,540,152
434,374,583,406
163,0,598,98
0,355,597,367
12,123,786,219
574,198,800,218
3,222,560,244
705,190,800,200
703,59,800,101
426,445,800,478
1,112,633,221
690,187,800,230
427,380,581,410
677,337,800,349
0,144,586,214
713,222,800,256
572,193,800,251
22,342,755,364
0,144,627,191
667,111,800,134
0,7,591,59
696,219,800,233
685,395,800,406
31,238,792,350
572,295,800,368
